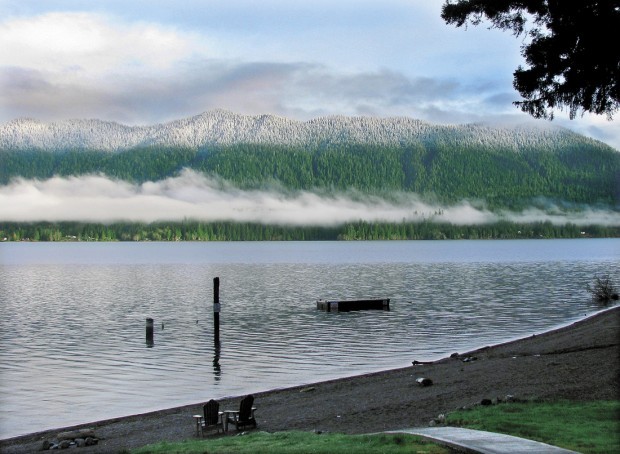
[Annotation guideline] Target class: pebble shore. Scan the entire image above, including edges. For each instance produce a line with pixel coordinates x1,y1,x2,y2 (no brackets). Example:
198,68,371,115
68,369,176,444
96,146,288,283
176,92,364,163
1,306,618,453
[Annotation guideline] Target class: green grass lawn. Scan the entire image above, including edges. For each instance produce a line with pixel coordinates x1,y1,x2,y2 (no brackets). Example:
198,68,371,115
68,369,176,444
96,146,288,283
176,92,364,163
447,400,620,454
130,431,450,454
131,400,619,454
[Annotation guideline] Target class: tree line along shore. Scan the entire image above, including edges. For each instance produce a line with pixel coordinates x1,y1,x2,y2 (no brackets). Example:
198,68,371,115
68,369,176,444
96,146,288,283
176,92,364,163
2,220,618,242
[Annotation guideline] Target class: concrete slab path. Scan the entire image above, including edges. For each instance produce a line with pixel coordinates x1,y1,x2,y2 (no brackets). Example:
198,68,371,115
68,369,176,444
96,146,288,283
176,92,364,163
386,427,580,454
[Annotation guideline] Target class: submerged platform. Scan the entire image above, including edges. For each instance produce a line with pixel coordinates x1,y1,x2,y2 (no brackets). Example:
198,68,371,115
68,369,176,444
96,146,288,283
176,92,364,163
317,298,390,312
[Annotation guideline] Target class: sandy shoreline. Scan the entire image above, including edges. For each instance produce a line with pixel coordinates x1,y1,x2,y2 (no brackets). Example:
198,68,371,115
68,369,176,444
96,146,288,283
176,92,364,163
1,305,618,453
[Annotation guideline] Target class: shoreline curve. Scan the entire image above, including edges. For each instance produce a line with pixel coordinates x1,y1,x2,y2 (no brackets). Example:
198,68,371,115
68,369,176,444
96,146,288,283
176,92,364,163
1,305,618,453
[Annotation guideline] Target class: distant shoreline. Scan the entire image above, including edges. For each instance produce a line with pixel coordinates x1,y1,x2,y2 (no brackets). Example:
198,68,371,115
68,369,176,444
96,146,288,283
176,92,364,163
2,219,619,242
2,305,618,453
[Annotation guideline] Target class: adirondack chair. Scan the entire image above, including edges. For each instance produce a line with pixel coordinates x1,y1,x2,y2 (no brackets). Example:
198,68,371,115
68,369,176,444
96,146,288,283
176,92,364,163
194,399,224,435
224,394,257,431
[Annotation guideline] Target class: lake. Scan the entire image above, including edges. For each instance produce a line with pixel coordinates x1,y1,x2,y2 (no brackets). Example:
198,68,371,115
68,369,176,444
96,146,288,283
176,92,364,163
0,239,618,439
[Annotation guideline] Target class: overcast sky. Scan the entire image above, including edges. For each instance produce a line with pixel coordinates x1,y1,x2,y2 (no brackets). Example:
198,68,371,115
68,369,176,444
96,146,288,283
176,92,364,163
1,0,618,150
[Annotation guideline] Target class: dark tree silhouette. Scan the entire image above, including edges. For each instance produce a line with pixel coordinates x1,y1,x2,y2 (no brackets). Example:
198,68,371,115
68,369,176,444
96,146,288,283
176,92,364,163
441,1,620,120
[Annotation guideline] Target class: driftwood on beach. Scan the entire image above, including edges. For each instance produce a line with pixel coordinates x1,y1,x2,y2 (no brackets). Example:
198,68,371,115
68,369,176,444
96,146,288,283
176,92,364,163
1,306,618,454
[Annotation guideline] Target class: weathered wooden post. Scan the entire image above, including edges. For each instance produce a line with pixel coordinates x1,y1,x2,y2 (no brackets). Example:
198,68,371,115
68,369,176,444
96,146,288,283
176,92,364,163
146,317,154,347
213,277,220,343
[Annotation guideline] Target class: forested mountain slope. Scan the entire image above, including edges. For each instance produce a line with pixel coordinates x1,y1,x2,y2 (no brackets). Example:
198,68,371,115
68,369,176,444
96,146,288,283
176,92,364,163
1,111,618,211
0,110,613,152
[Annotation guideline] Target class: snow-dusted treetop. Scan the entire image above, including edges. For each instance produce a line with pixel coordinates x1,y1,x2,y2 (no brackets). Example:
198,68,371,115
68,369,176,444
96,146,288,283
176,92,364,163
0,109,600,152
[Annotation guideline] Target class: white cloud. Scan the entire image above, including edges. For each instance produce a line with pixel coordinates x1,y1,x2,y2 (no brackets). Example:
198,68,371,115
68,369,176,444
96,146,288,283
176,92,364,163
501,207,620,226
1,171,618,226
0,12,194,75
0,59,514,127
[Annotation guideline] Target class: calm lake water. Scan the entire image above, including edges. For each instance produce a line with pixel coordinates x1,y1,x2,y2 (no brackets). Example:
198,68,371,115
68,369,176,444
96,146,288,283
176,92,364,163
1,239,618,439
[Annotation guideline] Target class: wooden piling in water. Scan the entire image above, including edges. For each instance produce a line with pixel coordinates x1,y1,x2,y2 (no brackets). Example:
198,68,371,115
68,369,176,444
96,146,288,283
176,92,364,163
213,277,220,343
146,317,154,346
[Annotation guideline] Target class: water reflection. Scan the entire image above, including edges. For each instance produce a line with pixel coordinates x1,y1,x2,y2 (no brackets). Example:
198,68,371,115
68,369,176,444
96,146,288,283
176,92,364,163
146,317,154,348
213,341,222,381
1,240,618,439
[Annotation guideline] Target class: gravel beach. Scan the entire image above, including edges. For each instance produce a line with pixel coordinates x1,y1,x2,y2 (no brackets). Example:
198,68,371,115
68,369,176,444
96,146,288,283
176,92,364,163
1,305,618,453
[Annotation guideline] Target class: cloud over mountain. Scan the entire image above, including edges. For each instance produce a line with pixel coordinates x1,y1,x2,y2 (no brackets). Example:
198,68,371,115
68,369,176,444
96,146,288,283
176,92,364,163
2,170,618,226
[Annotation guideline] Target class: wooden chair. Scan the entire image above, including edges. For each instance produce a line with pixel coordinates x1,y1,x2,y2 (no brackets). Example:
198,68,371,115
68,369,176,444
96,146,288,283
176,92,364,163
224,395,257,431
194,399,224,436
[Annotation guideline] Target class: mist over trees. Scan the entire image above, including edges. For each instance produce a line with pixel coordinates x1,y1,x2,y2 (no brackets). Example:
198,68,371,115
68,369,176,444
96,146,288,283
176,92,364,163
2,140,618,211
2,113,618,240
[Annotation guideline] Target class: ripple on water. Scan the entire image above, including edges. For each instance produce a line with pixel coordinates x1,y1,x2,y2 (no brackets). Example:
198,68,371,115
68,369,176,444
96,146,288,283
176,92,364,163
1,240,618,438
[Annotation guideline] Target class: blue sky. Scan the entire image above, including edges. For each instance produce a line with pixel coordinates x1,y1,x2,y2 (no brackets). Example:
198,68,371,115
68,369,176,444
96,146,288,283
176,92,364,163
0,0,618,149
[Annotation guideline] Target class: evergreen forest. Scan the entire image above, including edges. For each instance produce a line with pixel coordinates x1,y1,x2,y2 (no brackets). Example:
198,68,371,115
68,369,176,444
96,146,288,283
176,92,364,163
1,140,619,241
1,220,618,242
2,141,619,209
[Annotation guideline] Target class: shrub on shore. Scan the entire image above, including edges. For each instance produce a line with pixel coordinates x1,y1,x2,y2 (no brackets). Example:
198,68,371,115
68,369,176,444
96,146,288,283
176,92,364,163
587,274,619,304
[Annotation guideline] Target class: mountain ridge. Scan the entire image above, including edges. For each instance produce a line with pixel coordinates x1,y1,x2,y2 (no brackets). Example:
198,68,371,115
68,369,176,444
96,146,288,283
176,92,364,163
1,110,610,152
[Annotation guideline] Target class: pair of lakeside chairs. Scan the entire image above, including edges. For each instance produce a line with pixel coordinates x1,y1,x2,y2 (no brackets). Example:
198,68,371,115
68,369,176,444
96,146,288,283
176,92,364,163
195,395,257,436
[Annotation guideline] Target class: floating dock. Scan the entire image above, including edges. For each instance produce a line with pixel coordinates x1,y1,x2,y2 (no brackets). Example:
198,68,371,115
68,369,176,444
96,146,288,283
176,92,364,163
316,298,390,312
